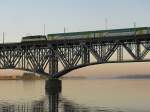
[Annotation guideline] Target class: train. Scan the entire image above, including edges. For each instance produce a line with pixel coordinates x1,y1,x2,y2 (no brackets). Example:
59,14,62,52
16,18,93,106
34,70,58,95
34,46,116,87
21,27,150,42
21,35,47,42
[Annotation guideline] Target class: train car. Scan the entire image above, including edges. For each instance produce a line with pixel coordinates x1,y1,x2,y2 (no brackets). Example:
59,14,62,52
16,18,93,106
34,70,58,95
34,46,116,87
21,35,47,42
47,27,150,41
47,32,90,40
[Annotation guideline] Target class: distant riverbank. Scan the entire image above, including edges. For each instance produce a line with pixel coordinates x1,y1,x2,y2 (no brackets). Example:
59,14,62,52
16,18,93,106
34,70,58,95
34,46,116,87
115,74,150,79
0,72,47,80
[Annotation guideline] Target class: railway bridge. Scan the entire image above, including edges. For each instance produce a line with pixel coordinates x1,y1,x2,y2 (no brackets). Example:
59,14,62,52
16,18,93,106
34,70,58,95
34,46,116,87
1,34,150,78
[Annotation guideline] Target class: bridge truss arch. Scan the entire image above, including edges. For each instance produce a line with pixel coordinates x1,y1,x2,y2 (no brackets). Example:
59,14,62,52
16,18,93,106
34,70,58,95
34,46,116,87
0,34,150,78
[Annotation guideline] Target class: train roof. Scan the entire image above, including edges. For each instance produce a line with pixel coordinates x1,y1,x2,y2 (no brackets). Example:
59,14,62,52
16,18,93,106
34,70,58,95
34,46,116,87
48,27,149,36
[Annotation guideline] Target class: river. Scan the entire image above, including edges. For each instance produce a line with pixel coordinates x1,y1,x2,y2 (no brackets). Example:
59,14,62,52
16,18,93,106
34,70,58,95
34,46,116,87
0,78,150,112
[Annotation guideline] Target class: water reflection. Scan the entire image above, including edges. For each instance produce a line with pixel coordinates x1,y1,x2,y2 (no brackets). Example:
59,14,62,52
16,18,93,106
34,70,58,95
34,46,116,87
1,79,150,112
45,79,61,112
0,79,124,112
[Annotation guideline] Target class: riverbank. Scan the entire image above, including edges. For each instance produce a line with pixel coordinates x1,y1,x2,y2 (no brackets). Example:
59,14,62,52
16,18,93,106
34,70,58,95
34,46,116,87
0,72,47,80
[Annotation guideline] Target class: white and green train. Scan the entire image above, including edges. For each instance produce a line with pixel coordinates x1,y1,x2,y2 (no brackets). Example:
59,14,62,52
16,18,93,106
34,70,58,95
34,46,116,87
21,27,150,42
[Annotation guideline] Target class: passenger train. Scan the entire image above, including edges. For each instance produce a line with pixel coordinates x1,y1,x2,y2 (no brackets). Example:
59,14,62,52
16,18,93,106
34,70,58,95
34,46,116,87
21,27,150,42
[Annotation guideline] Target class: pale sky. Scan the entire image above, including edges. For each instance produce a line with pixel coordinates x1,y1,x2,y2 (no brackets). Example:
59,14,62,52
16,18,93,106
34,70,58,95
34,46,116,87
0,0,150,42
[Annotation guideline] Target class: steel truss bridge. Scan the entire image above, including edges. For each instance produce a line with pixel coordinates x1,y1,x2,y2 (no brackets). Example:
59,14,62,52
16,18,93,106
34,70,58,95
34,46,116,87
1,34,150,78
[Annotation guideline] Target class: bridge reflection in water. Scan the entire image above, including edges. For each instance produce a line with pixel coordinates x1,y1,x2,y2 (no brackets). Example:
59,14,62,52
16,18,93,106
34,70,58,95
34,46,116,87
0,79,120,112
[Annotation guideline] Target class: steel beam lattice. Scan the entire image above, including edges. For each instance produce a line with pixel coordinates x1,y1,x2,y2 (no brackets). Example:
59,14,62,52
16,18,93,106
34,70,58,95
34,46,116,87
0,34,150,78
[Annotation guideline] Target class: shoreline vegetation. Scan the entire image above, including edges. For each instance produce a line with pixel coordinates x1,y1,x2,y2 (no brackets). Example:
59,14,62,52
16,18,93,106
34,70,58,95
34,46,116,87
0,72,47,80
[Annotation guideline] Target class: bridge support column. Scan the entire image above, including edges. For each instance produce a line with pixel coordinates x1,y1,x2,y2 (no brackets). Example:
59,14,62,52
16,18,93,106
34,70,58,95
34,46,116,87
49,45,58,77
136,42,141,59
82,43,90,64
117,45,123,61
45,79,62,94
45,79,61,112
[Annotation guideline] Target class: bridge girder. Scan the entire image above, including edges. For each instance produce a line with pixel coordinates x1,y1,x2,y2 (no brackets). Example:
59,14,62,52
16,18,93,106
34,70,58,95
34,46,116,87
0,35,150,77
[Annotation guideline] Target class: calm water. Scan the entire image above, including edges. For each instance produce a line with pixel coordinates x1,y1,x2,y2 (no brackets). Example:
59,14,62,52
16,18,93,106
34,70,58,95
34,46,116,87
0,78,150,112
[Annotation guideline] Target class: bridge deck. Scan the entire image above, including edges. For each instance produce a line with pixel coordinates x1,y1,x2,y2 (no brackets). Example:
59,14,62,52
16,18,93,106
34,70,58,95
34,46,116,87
0,34,150,48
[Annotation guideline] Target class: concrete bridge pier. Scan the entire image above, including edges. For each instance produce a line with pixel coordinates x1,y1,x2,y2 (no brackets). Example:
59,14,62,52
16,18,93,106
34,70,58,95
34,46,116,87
45,79,62,112
45,79,62,95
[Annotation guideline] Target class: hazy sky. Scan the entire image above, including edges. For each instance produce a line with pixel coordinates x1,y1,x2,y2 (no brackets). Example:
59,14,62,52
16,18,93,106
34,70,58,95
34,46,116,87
0,0,150,42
